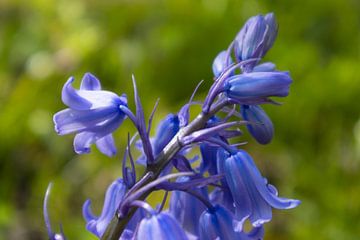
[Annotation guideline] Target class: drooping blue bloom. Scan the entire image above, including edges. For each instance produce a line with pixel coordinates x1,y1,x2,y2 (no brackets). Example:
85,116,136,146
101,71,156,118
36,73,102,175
199,205,264,240
134,212,188,240
169,176,208,235
53,73,127,156
234,13,277,71
208,149,236,213
224,71,292,104
241,105,274,144
224,150,300,227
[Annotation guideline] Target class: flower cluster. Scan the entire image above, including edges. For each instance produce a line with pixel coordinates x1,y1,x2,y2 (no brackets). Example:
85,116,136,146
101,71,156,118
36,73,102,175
46,13,300,240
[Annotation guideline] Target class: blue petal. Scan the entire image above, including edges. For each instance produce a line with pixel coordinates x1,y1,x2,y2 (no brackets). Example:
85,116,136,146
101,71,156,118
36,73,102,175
53,108,118,135
77,90,126,109
61,77,92,110
120,229,134,240
200,143,219,175
225,71,292,102
263,13,278,53
73,132,96,154
72,114,126,155
199,205,238,240
82,199,97,222
253,62,276,72
153,114,180,156
241,105,274,145
224,155,252,223
226,153,272,226
212,51,233,78
96,134,117,157
241,16,267,61
240,151,301,209
169,176,207,235
80,72,102,91
83,178,127,237
135,213,188,240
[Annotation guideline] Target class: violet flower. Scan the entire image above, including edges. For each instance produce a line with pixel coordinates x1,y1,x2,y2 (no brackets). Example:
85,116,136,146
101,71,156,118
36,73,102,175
241,105,274,144
224,71,292,104
53,73,127,156
235,13,278,71
224,150,300,226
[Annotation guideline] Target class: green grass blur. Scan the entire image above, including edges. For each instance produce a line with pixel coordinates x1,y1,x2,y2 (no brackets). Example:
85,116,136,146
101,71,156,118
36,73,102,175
0,0,359,239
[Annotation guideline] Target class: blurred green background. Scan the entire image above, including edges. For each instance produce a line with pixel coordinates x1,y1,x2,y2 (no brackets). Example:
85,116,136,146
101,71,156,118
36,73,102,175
0,0,359,239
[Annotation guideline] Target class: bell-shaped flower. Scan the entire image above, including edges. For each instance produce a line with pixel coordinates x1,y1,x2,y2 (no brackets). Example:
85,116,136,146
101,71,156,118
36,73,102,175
169,176,207,235
199,205,264,240
134,212,188,240
224,150,300,227
53,73,127,156
234,13,278,71
224,71,292,104
241,105,274,144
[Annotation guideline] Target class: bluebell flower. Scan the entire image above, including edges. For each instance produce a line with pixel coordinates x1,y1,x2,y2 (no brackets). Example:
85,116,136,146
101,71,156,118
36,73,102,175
234,13,277,71
224,71,292,104
224,150,300,226
53,73,127,156
169,176,207,235
199,205,264,240
134,212,188,240
241,105,274,144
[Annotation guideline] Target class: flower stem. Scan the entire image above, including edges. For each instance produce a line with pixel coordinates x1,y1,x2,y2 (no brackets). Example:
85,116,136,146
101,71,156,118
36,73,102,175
101,98,229,240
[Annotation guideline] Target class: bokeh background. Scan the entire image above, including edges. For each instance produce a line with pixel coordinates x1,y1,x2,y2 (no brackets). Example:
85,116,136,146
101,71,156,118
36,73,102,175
0,0,359,239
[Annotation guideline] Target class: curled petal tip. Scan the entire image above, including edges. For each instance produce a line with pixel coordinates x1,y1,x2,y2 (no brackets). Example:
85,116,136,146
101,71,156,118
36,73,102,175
61,77,92,110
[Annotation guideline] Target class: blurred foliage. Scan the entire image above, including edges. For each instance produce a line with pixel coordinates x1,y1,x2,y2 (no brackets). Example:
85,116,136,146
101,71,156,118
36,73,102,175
0,0,359,239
